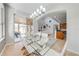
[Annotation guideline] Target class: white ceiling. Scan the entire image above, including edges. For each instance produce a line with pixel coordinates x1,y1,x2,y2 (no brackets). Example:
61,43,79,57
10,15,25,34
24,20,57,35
7,3,52,17
6,3,79,18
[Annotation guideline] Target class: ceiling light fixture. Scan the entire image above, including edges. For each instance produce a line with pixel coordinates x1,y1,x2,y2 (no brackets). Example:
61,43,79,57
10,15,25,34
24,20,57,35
30,5,46,19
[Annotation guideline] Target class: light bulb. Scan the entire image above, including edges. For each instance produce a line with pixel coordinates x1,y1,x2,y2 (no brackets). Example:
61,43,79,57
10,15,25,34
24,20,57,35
42,8,46,12
40,5,43,10
37,9,40,13
36,9,41,15
39,11,41,15
34,11,36,15
34,11,38,17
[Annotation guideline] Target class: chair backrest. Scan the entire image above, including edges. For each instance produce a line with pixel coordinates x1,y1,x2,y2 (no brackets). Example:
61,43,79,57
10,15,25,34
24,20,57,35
37,32,48,45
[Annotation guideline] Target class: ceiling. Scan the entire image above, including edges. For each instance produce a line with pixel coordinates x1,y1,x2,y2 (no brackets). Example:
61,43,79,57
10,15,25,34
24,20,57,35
7,3,69,18
7,3,52,18
6,3,79,19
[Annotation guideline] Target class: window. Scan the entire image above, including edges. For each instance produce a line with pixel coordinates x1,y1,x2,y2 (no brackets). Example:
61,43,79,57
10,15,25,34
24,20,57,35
0,13,2,38
15,23,19,32
0,7,2,39
19,24,27,37
0,6,5,39
15,23,27,37
2,8,5,37
19,24,26,34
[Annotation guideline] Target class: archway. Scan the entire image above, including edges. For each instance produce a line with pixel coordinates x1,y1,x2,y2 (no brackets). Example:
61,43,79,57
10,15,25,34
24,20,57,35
34,10,67,55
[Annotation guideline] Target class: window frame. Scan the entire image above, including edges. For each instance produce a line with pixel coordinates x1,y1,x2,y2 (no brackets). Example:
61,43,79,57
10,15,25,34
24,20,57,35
0,5,5,39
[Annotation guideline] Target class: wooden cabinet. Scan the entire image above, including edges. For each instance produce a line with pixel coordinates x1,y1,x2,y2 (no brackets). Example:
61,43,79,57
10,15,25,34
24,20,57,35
56,31,64,40
60,23,66,30
56,23,66,40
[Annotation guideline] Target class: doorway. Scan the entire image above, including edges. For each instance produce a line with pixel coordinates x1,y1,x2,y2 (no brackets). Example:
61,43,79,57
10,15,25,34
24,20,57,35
36,10,67,55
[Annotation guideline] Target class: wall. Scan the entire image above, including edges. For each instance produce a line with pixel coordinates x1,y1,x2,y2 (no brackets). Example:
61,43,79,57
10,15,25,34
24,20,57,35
48,4,79,53
5,5,15,44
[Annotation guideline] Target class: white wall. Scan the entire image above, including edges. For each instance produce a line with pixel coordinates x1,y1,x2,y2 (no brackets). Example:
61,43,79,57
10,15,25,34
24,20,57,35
5,5,15,44
48,4,79,53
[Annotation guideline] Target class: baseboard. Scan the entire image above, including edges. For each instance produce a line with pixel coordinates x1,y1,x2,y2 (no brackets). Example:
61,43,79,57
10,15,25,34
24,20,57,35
67,49,79,55
0,44,7,56
60,39,68,56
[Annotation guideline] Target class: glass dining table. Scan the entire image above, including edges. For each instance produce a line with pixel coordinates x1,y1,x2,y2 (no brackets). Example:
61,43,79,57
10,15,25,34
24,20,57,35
22,33,56,56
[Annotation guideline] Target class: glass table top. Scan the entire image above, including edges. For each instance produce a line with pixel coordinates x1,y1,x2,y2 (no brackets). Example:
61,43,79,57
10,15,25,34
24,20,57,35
23,33,56,56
